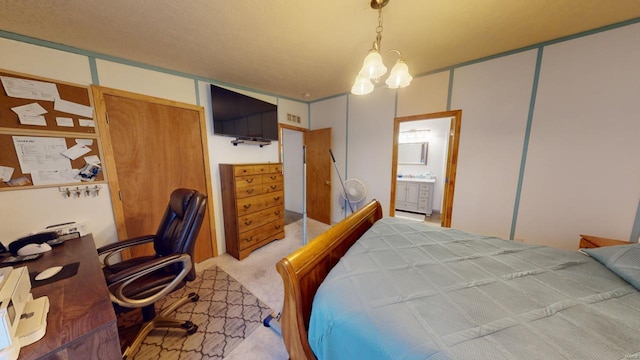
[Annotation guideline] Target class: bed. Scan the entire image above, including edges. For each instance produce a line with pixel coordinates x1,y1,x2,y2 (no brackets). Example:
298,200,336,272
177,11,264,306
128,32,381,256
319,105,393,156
276,200,640,359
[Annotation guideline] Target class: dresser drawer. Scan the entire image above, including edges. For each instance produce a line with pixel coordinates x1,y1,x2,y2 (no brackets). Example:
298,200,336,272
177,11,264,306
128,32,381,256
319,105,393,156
238,206,284,233
236,184,264,199
420,183,430,191
254,164,269,174
263,173,283,184
270,164,283,173
238,218,285,250
236,191,284,216
234,165,255,177
419,191,429,198
235,175,263,192
263,182,283,193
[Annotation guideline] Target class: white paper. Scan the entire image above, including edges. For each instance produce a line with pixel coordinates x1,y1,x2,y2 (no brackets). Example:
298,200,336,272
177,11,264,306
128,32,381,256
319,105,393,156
61,143,91,160
12,136,71,173
18,114,47,126
11,102,47,116
83,155,101,164
31,169,80,186
78,119,95,127
0,166,14,182
54,98,94,118
56,117,74,127
1,76,60,101
75,139,93,146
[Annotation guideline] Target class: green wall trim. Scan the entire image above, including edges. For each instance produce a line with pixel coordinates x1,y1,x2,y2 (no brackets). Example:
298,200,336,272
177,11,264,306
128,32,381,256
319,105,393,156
194,79,201,106
509,47,544,240
631,199,640,243
89,57,99,85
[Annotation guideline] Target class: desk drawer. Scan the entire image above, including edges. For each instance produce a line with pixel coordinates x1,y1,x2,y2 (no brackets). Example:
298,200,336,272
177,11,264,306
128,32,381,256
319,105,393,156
238,206,284,233
237,191,284,216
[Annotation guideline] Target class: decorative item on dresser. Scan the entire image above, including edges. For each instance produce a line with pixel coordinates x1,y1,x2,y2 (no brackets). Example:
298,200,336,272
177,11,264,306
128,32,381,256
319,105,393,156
219,163,285,260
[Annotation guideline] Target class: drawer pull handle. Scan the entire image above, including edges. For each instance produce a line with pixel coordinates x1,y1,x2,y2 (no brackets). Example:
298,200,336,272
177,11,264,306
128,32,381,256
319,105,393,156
275,211,281,215
244,237,252,242
270,185,277,190
270,176,277,180
275,225,281,230
244,220,253,226
246,189,255,194
274,196,280,201
246,178,254,183
243,204,252,209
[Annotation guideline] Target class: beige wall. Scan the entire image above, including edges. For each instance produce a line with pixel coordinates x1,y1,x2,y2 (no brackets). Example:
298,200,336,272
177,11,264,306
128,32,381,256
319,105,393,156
311,21,640,250
2,20,640,252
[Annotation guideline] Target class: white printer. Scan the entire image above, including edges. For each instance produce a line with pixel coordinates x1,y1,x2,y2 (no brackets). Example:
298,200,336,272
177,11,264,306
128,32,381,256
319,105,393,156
0,267,49,360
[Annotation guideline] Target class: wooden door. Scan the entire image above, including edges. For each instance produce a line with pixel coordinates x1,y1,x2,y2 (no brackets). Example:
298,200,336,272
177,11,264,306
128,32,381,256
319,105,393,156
306,128,332,224
92,86,216,262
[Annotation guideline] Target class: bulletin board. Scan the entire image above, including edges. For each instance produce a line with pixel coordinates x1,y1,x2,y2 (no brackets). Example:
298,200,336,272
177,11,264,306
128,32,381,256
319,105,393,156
0,70,96,133
0,69,104,190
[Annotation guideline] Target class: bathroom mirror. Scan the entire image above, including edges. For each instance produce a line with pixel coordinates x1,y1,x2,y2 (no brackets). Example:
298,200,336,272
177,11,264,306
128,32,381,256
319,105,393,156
398,142,428,164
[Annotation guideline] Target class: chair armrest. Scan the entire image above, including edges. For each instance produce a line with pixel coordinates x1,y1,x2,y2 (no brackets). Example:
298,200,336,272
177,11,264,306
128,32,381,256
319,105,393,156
107,253,192,309
97,235,155,267
97,234,155,255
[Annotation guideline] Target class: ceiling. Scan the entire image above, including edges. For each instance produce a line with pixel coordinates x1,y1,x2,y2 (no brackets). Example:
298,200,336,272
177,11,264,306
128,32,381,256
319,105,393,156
1,1,639,101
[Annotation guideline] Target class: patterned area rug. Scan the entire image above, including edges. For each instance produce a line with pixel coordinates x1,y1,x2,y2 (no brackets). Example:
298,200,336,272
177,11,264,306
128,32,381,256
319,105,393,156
117,266,272,359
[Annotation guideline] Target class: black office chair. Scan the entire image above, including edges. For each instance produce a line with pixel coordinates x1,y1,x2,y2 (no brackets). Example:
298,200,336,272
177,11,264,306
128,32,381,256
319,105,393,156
97,188,207,359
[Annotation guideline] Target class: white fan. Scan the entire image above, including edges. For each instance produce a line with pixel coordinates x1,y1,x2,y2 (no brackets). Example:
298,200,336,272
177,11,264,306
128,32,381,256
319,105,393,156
339,178,367,212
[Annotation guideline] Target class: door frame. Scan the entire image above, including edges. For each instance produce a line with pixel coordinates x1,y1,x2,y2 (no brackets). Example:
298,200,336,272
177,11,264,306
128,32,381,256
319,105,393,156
92,85,218,257
389,110,462,227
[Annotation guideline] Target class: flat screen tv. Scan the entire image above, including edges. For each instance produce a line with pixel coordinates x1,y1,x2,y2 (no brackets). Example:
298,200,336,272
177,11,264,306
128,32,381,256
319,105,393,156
210,84,278,141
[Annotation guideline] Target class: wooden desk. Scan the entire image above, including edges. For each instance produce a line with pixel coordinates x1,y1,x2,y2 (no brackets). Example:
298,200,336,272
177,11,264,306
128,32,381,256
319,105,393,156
18,234,122,359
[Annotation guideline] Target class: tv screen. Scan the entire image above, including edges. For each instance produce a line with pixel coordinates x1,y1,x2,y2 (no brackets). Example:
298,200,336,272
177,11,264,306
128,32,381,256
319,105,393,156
210,84,278,141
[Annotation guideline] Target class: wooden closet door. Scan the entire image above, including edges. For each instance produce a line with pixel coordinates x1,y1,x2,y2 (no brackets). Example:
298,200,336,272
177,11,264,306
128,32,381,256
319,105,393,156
94,87,215,262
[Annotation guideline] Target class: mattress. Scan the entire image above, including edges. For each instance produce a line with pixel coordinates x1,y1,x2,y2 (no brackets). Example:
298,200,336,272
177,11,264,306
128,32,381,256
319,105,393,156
308,217,640,359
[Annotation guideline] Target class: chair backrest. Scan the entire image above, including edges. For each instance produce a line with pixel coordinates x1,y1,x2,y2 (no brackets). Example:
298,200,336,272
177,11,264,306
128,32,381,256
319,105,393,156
154,188,207,280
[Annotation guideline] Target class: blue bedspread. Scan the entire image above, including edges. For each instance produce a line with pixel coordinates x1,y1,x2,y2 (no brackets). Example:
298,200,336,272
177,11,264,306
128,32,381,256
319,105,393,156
308,218,640,359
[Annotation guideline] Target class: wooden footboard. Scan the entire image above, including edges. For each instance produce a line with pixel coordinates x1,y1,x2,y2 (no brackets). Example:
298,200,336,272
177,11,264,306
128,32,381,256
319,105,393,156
276,200,383,360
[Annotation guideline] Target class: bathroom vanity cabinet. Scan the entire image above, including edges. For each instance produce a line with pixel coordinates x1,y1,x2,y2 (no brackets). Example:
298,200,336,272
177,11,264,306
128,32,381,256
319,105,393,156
395,179,435,215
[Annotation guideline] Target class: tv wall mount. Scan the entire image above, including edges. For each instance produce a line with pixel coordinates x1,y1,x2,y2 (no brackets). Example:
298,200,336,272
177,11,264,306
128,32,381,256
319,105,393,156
231,137,272,148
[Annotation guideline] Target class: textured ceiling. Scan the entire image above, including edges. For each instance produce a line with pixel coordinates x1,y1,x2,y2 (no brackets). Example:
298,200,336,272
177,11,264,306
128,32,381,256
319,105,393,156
1,1,639,101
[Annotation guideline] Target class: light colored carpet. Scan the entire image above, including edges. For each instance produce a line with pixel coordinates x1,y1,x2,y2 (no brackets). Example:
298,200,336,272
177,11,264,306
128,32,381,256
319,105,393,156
196,216,331,360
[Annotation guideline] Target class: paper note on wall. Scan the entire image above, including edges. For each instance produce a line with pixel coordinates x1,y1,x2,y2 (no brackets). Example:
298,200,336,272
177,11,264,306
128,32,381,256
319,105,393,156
1,76,60,101
31,169,80,186
61,143,91,160
0,166,14,182
54,98,94,118
12,136,71,173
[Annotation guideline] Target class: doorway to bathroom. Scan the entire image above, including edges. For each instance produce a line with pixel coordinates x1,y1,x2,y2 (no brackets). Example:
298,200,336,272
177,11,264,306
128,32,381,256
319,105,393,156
389,110,461,227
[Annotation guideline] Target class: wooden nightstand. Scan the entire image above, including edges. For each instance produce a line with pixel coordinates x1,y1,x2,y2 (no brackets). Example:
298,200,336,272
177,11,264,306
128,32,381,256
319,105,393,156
579,234,630,249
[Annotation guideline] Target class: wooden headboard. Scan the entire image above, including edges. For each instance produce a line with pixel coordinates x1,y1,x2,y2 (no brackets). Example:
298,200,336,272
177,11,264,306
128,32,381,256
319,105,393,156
275,200,383,360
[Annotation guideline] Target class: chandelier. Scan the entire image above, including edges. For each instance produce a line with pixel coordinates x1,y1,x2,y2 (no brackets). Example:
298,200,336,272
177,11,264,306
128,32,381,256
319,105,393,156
351,0,413,95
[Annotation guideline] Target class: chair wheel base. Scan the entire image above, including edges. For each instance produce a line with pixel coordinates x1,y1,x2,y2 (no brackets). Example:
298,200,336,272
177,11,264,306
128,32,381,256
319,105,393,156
188,292,199,302
182,321,198,335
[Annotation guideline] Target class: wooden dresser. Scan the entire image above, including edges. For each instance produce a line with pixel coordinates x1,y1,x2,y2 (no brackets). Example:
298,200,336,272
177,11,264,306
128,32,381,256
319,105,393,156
579,234,630,248
220,163,285,260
